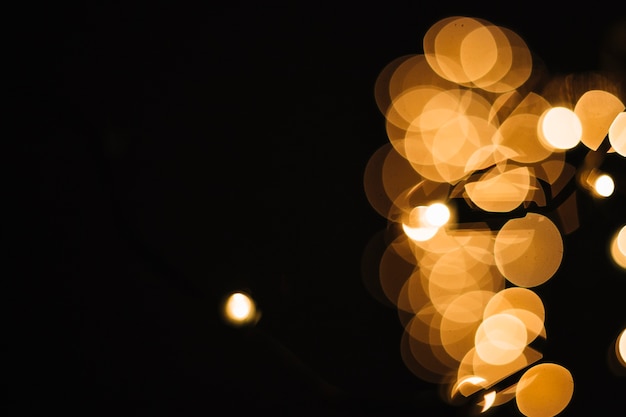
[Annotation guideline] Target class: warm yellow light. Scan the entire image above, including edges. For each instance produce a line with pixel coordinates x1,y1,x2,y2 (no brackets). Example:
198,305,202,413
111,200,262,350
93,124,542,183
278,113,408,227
516,363,574,417
618,328,626,367
425,202,450,227
475,313,527,365
539,107,582,150
618,225,626,255
594,174,615,197
610,225,626,269
222,291,258,327
494,213,563,287
450,375,487,398
609,112,626,156
481,391,496,413
402,205,440,241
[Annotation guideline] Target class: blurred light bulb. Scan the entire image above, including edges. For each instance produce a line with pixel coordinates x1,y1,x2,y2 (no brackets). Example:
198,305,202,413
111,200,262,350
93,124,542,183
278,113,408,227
594,174,615,197
539,107,582,150
425,202,450,227
222,291,259,327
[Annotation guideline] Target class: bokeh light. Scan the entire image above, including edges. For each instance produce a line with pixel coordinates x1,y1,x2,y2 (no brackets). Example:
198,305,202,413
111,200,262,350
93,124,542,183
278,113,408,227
539,107,582,150
425,202,450,227
617,328,626,367
594,173,615,197
516,363,574,417
221,291,260,327
364,14,625,416
610,225,626,269
609,112,626,156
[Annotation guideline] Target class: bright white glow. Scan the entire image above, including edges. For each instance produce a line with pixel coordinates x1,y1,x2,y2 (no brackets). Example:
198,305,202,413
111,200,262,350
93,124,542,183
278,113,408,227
482,391,497,413
402,205,440,241
594,174,615,197
540,107,582,150
223,292,258,326
450,375,487,397
402,223,439,241
228,293,252,319
425,202,450,227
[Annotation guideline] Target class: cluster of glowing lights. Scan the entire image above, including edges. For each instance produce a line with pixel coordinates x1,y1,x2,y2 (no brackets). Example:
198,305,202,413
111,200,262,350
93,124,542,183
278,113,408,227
364,16,625,417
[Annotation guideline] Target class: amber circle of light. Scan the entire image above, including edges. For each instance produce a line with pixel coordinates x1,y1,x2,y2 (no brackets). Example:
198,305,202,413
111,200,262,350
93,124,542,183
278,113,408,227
220,291,260,327
364,15,625,416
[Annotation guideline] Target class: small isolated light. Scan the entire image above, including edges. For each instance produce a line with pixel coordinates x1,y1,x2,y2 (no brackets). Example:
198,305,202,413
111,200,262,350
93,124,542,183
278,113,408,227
425,202,450,227
594,174,615,197
539,107,582,150
221,291,260,327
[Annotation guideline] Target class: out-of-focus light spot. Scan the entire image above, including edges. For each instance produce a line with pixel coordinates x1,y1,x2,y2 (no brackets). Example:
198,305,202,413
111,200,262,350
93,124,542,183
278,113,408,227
475,313,527,365
610,225,626,269
617,328,626,367
618,226,626,255
481,391,497,413
483,287,546,342
425,202,450,226
575,90,625,151
221,291,259,327
609,112,626,156
516,363,574,417
494,213,563,287
594,173,614,197
464,164,531,212
402,205,440,241
539,107,582,150
451,375,487,398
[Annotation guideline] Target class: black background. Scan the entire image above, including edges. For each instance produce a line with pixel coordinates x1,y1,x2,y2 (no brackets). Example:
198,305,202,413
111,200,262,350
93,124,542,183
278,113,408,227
11,2,626,416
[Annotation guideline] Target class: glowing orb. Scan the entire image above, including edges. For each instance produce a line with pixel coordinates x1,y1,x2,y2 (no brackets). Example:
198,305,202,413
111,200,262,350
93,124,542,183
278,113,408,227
539,107,582,150
222,291,258,327
425,202,450,227
594,174,614,197
516,363,574,417
494,213,563,287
